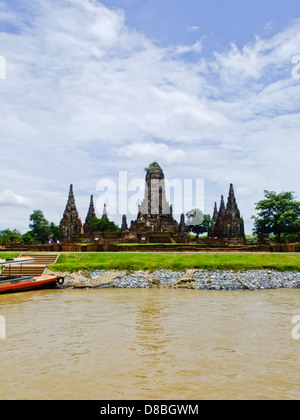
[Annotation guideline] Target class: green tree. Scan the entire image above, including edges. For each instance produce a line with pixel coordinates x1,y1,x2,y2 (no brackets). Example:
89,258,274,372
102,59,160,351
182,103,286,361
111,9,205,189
49,222,60,240
252,191,300,243
29,209,51,243
186,209,212,239
88,217,120,233
21,231,35,245
0,229,22,245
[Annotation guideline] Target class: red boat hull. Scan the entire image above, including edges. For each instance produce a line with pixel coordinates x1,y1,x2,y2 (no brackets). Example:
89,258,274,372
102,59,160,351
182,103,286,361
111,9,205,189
0,275,60,294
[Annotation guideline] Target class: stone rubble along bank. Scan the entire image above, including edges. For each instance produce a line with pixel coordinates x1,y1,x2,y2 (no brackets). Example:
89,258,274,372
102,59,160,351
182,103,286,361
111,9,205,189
51,269,300,290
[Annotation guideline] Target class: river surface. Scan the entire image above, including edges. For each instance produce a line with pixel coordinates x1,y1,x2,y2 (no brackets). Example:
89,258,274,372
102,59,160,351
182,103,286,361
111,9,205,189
0,288,300,400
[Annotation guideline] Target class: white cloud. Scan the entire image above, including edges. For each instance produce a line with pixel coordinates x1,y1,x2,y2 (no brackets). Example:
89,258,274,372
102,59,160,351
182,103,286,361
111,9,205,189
0,2,25,27
117,141,186,164
0,190,32,207
188,25,200,33
264,22,275,34
171,40,203,56
0,1,299,233
212,20,300,84
236,186,252,196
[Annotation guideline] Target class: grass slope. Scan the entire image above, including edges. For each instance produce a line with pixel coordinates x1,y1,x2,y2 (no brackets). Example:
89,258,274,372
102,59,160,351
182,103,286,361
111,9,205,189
49,252,300,272
0,252,21,260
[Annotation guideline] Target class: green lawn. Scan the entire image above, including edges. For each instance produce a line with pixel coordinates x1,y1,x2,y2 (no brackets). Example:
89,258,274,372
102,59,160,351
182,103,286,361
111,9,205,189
49,252,300,272
0,252,21,260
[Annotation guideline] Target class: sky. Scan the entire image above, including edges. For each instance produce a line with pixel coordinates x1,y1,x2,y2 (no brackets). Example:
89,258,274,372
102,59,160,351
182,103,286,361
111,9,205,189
0,0,300,234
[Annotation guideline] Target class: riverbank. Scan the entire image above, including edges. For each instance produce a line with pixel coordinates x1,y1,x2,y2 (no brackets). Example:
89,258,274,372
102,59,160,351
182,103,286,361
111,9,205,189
49,268,300,290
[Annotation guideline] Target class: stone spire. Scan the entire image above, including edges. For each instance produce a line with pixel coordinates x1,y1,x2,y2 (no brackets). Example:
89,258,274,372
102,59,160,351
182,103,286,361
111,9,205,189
102,204,108,220
59,184,83,240
130,162,179,233
212,202,218,221
83,195,96,234
222,184,245,241
225,184,240,218
212,195,226,238
218,195,226,219
209,202,219,237
121,215,128,232
212,184,245,242
64,185,77,215
140,161,170,216
178,213,187,234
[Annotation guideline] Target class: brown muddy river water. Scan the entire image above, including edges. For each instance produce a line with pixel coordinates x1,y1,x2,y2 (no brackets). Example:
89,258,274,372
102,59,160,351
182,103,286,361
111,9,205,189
0,288,300,400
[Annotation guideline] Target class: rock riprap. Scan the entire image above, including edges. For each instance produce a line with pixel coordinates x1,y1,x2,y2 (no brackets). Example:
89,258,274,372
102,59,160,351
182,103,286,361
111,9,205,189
51,269,300,290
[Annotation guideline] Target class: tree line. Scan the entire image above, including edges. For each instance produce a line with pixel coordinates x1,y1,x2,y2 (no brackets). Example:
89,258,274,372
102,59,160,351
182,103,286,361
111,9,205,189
0,190,299,245
0,210,120,245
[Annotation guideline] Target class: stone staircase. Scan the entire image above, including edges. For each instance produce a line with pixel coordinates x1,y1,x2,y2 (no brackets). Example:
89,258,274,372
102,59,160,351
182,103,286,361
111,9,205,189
2,253,60,278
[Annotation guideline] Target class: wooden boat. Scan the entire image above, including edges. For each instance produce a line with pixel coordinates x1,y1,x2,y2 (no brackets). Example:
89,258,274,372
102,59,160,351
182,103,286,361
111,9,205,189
0,257,64,294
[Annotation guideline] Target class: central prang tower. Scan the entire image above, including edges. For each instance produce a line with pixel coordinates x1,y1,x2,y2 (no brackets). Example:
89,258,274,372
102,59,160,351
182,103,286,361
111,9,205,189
130,162,179,233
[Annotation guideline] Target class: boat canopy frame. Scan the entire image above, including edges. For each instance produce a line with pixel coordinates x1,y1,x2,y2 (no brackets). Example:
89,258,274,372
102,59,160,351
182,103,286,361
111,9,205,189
0,257,35,281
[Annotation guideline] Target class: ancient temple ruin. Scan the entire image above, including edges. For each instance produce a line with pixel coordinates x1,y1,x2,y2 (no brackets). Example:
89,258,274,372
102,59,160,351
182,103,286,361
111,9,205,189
59,184,83,240
130,162,179,233
211,184,245,243
58,166,245,244
83,195,96,234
